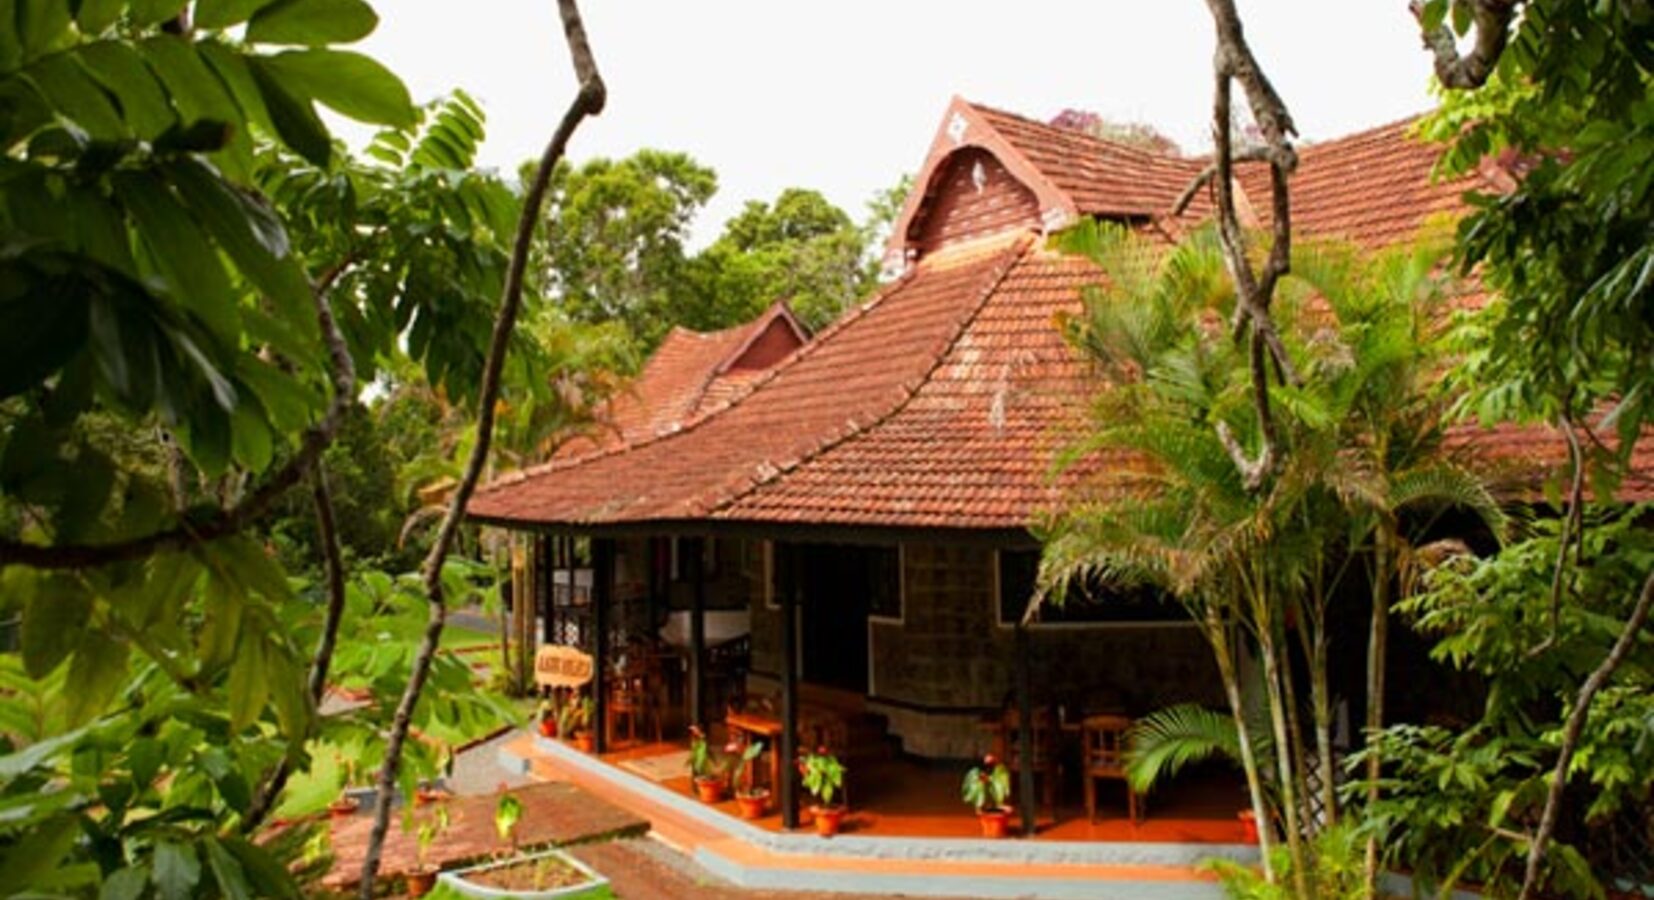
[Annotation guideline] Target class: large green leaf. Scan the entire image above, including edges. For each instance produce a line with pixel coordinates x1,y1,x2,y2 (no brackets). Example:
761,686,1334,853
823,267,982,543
65,631,129,725
202,838,253,900
21,579,90,678
73,0,125,36
245,0,378,46
152,841,201,900
130,0,190,27
246,56,331,166
0,263,91,400
78,42,178,139
111,171,241,345
262,49,413,127
26,54,128,138
226,633,268,733
220,837,301,900
0,816,80,888
17,0,72,61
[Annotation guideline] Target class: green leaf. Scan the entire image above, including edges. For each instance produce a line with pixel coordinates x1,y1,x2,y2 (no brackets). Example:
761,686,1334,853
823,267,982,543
152,841,201,900
227,634,268,732
100,866,149,900
131,0,190,27
245,0,378,46
164,158,313,332
262,49,414,127
138,35,244,147
26,54,128,138
195,0,283,29
246,56,331,166
74,0,125,36
128,737,163,787
65,631,129,725
0,266,91,400
0,815,80,888
18,0,72,60
78,42,178,139
203,837,253,900
220,837,301,900
111,171,241,345
22,579,90,678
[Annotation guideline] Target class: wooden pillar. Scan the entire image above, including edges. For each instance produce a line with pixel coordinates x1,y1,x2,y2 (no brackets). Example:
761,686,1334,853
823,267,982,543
779,582,801,829
1015,622,1037,837
689,538,707,731
538,535,555,645
591,538,612,755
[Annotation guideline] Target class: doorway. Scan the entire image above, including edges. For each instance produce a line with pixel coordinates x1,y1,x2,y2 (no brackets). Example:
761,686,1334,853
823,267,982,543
775,543,897,694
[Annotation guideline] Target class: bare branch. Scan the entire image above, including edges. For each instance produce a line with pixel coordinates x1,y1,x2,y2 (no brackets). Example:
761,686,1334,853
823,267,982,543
1518,569,1654,899
1410,0,1520,90
0,263,358,570
355,1,606,894
1528,411,1585,659
1171,145,1271,217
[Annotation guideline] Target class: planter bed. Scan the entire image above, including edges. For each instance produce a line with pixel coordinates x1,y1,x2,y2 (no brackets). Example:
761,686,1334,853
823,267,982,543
433,848,611,899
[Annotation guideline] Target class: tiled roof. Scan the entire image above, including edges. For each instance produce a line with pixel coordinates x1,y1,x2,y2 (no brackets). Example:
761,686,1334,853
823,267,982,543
469,236,1031,526
556,303,806,457
470,100,1653,532
1446,415,1654,503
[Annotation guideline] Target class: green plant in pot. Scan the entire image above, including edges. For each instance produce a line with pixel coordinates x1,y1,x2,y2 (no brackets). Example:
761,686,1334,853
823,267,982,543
537,698,559,738
558,696,594,753
407,804,450,898
962,753,1013,838
801,747,847,837
734,740,769,819
687,726,736,803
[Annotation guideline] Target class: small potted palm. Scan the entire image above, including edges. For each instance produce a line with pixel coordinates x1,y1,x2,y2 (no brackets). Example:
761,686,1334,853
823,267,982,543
559,697,595,753
962,753,1013,838
406,805,450,898
687,726,736,803
800,747,846,837
733,740,769,820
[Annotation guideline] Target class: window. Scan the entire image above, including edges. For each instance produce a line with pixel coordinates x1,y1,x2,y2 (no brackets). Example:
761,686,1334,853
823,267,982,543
996,550,1186,626
769,543,901,620
867,546,902,621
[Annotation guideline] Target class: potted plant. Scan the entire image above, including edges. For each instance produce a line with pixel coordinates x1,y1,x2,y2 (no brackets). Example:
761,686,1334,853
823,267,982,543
962,753,1014,838
406,805,449,898
733,740,769,819
327,790,358,818
800,747,846,837
687,726,737,803
558,696,594,753
537,698,559,738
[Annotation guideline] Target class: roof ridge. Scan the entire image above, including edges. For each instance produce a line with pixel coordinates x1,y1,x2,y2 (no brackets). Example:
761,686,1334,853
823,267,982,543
963,98,1186,165
702,232,1037,518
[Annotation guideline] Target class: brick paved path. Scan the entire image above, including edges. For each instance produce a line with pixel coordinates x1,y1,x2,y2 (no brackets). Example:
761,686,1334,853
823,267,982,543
322,781,646,892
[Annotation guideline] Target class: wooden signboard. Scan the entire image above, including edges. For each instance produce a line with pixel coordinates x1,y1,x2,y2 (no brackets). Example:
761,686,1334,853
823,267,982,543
534,645,594,689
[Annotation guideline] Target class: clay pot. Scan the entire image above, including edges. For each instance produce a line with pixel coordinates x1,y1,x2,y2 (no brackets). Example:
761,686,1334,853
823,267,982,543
538,718,557,738
694,776,728,804
977,807,1013,839
327,797,358,818
405,868,438,898
811,804,846,837
415,788,446,806
1238,809,1259,844
735,790,770,820
573,731,595,754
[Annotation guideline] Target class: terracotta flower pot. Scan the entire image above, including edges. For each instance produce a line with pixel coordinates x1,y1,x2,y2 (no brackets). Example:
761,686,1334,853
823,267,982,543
694,776,728,804
405,868,438,898
977,807,1013,839
327,797,358,818
415,787,446,806
574,731,595,754
538,718,557,738
735,790,770,820
811,804,846,837
1238,809,1259,844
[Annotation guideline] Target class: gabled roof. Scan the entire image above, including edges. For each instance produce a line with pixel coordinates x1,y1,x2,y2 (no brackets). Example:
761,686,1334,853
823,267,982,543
557,302,807,457
471,98,1654,534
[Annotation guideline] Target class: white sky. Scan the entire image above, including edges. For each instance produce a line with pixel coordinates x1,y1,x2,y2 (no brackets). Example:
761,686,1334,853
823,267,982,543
351,1,1439,247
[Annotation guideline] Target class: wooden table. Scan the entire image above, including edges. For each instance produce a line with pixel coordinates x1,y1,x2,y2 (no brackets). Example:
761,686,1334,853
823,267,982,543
725,710,785,793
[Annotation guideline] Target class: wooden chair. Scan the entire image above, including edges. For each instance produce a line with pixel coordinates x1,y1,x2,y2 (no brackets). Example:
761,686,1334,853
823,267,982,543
606,650,664,747
1081,714,1140,824
994,706,1061,818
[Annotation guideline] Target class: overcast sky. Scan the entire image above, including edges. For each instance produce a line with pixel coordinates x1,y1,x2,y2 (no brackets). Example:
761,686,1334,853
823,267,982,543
349,2,1439,247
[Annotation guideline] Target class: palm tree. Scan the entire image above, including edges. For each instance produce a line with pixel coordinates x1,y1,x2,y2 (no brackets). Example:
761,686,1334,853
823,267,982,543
1041,221,1505,892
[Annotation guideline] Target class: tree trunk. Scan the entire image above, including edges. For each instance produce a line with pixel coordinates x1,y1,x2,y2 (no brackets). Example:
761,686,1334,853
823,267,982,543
1207,607,1277,883
1363,526,1393,897
1259,618,1312,897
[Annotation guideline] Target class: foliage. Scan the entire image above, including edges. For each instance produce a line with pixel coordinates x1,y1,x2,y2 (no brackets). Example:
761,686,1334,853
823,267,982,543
799,748,845,808
1417,0,1654,460
960,755,1011,813
416,804,450,868
494,791,523,847
1357,507,1654,897
1203,822,1373,900
685,725,740,782
735,740,765,795
1126,703,1274,797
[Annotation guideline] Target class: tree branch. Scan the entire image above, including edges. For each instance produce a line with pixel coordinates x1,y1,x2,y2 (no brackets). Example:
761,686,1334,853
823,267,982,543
1171,145,1271,217
0,263,358,570
355,2,606,894
242,463,350,833
1518,568,1654,899
1409,0,1520,90
1527,411,1585,659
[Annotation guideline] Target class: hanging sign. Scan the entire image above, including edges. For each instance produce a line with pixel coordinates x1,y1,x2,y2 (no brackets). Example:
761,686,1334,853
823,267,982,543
534,645,594,688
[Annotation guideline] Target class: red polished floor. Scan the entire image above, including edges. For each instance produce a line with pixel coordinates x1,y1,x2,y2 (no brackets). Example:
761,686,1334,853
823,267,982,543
596,739,1251,844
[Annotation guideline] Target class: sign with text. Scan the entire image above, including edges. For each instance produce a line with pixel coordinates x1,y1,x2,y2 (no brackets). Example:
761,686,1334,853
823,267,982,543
534,645,594,689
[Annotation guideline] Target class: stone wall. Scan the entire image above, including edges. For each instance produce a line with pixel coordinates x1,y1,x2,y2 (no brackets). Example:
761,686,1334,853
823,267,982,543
745,539,1223,760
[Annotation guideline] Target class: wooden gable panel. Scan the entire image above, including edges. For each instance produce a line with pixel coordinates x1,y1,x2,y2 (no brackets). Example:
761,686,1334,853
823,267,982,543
912,148,1041,254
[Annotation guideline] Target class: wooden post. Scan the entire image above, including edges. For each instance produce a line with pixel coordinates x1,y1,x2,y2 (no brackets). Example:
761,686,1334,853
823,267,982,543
1015,622,1037,837
591,538,612,755
780,582,800,829
690,537,707,731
